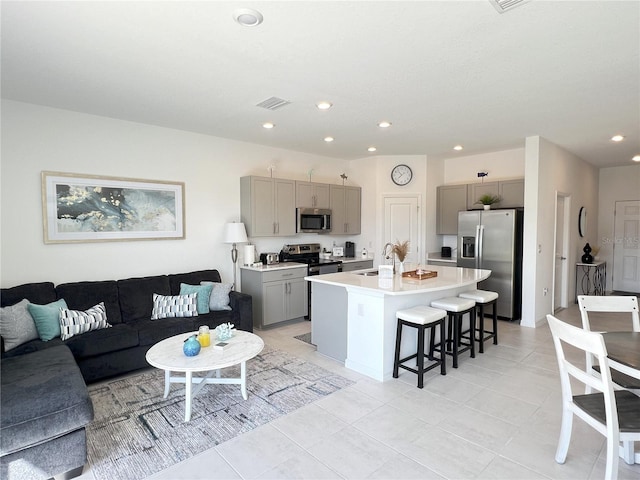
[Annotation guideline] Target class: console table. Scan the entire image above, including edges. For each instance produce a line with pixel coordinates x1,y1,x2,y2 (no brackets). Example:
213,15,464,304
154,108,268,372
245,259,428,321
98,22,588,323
575,261,606,302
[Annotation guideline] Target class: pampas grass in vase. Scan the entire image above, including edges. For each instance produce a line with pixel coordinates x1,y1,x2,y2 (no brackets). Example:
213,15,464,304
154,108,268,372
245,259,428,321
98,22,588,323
393,240,410,273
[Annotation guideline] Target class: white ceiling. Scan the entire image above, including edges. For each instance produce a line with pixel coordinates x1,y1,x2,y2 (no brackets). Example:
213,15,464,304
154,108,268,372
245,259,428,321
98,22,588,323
2,1,639,168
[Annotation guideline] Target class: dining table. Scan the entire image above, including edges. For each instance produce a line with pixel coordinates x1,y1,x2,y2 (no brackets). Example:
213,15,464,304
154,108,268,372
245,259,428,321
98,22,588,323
602,331,640,381
601,331,640,465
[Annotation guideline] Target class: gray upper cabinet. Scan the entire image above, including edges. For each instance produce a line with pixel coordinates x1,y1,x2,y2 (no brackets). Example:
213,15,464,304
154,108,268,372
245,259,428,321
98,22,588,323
240,176,296,237
438,179,524,235
295,181,330,208
330,185,361,235
436,184,468,235
498,179,525,208
467,182,500,210
467,179,524,210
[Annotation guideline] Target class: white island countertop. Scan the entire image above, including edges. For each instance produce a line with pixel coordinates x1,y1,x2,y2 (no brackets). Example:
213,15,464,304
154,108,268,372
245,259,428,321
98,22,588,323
305,265,490,296
308,265,491,381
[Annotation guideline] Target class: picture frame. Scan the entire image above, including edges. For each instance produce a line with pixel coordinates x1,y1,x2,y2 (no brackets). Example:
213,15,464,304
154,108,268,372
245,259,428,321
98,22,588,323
42,171,185,243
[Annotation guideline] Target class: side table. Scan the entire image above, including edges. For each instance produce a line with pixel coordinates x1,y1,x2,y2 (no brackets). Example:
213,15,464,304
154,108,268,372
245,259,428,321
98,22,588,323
575,261,606,303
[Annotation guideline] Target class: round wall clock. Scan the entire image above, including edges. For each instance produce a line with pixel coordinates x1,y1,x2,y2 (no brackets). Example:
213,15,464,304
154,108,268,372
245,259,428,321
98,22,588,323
391,164,413,186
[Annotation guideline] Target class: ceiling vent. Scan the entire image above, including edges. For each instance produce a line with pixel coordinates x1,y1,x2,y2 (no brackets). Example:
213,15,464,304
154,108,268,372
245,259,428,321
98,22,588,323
489,0,531,13
256,97,291,110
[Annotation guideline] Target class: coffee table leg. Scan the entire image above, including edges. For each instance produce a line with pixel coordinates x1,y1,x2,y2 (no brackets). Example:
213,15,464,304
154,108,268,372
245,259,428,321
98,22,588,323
163,370,170,398
184,371,193,422
241,361,247,400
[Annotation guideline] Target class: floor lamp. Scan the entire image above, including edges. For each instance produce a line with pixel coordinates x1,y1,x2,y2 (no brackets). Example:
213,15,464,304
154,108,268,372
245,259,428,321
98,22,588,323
223,222,248,291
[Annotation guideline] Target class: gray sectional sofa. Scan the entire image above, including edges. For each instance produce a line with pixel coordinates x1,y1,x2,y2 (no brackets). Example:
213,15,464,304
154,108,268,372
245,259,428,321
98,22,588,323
0,269,253,480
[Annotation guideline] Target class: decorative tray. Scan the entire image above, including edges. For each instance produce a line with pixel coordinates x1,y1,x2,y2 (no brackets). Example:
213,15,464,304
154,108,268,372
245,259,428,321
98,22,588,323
402,269,437,280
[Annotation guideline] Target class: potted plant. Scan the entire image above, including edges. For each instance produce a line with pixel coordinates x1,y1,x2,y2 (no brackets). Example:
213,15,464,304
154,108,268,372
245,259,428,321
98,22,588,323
475,194,501,210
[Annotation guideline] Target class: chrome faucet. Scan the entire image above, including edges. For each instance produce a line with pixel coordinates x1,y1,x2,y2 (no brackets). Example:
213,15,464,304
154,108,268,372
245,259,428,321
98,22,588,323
382,242,396,273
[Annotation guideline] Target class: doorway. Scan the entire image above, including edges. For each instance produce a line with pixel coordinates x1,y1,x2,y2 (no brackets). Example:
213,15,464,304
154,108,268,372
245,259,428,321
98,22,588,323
383,195,421,266
612,200,640,293
553,193,570,311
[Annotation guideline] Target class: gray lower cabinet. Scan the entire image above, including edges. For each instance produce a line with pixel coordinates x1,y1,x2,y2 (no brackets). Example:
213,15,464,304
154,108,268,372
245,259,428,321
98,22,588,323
340,259,373,272
427,259,456,267
241,267,308,328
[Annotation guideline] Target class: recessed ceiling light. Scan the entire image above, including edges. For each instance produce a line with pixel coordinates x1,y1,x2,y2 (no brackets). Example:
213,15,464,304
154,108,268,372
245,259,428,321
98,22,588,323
378,121,392,128
633,155,640,162
233,8,263,27
368,146,377,152
611,134,625,142
262,122,275,129
324,136,334,142
316,101,333,110
453,145,464,151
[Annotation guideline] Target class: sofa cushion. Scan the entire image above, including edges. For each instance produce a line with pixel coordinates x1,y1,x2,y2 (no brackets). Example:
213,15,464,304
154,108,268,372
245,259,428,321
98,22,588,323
27,299,68,341
118,275,171,322
202,281,233,311
1,282,57,308
0,345,93,456
0,299,39,351
64,323,139,358
59,302,112,341
133,318,197,346
168,270,222,295
56,280,122,325
151,293,198,319
179,283,213,314
1,337,65,358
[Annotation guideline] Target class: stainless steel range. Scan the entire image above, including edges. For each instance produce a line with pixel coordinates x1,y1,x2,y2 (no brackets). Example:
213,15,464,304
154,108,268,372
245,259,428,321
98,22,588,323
280,243,342,319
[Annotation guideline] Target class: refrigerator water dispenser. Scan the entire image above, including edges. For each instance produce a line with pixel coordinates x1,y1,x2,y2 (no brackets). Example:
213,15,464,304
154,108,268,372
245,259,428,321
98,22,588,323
462,237,475,258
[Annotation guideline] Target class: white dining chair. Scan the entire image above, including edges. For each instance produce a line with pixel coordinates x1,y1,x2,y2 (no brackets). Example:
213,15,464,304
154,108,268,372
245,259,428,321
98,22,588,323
547,314,640,479
578,295,640,392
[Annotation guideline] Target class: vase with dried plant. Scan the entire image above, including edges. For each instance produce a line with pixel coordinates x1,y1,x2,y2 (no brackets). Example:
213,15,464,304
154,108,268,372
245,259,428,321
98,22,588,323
393,240,410,273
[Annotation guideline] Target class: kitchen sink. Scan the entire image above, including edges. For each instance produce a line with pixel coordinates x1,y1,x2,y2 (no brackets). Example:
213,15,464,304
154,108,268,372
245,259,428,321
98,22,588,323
355,271,378,276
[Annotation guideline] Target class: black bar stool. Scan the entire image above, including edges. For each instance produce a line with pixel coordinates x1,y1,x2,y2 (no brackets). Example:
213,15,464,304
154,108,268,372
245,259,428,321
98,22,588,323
393,305,447,388
459,290,499,353
430,297,476,368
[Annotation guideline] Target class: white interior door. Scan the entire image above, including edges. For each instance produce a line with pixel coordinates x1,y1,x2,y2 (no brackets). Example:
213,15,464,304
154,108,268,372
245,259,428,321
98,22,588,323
553,194,570,311
383,195,420,266
613,200,640,293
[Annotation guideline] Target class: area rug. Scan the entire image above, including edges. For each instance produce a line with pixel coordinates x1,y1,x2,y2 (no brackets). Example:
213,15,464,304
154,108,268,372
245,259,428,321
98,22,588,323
294,332,314,345
86,345,352,480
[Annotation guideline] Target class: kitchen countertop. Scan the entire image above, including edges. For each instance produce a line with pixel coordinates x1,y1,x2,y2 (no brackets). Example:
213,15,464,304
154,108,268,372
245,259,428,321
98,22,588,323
240,262,307,272
426,252,456,263
306,265,490,296
324,256,373,263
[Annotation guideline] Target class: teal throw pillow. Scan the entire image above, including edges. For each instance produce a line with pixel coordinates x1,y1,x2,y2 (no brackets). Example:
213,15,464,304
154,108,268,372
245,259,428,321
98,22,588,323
27,298,68,341
179,283,214,314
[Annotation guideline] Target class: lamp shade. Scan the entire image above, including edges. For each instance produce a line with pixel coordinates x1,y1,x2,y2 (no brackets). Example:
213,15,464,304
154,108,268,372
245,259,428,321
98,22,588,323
223,222,248,244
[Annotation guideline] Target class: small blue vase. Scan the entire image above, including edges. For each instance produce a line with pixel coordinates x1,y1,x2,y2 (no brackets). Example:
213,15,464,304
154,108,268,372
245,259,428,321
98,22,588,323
183,335,201,357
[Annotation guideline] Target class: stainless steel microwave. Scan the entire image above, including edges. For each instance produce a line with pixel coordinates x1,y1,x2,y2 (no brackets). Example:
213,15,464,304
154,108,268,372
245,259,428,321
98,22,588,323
296,208,332,233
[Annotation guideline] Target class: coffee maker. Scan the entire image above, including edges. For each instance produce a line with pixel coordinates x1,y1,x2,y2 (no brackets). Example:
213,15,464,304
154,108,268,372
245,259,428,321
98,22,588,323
345,241,355,258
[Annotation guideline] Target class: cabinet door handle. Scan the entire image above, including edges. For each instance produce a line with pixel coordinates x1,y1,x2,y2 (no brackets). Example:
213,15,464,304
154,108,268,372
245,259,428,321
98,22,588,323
282,273,293,277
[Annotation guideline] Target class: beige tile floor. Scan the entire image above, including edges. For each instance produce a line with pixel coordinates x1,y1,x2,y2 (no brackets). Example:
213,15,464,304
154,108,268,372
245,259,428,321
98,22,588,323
78,304,640,479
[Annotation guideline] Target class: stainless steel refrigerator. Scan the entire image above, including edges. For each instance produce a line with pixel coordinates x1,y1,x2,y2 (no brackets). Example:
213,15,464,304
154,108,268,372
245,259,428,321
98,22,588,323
457,209,523,321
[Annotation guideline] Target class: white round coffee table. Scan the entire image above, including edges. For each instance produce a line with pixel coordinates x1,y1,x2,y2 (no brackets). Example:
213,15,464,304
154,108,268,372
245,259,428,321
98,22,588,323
145,330,264,422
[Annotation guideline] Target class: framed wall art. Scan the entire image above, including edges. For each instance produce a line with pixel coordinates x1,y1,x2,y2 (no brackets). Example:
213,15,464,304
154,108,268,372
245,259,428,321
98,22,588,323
42,171,185,243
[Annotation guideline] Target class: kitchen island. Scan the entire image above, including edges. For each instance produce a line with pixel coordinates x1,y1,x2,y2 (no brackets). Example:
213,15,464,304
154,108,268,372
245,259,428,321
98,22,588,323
306,266,490,381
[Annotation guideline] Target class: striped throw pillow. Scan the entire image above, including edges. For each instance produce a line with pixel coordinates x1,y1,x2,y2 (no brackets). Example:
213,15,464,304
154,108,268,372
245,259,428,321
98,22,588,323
151,293,198,320
59,302,111,341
